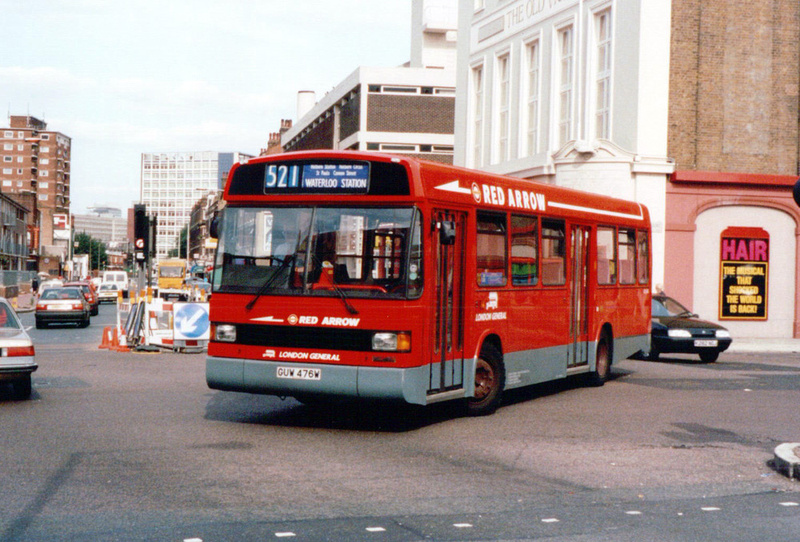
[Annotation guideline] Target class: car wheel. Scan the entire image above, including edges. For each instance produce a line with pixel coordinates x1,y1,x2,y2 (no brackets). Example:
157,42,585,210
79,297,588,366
12,374,32,399
91,306,99,316
80,315,90,328
466,344,505,416
699,351,719,363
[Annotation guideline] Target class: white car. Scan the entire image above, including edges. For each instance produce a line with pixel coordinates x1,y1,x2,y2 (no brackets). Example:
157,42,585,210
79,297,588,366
97,283,120,303
38,279,63,295
0,298,36,399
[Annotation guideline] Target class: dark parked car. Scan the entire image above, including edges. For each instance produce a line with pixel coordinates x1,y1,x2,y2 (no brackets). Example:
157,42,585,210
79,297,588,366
646,294,732,363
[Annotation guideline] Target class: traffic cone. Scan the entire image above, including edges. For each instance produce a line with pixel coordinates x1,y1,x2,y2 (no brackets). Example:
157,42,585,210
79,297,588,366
110,327,120,349
99,326,112,349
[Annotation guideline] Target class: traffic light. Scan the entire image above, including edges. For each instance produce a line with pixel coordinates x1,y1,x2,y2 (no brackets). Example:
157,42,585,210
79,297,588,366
134,204,149,260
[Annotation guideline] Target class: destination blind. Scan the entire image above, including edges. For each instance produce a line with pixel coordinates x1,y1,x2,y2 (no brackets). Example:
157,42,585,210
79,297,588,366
265,163,370,194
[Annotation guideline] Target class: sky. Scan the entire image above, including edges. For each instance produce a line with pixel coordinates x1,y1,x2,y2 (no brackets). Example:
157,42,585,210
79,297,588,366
1,0,412,214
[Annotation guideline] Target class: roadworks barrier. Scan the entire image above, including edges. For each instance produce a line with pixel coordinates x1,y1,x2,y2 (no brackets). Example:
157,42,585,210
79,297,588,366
99,295,209,354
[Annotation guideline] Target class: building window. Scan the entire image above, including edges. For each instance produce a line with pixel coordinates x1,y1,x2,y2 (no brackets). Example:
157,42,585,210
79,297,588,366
494,53,511,163
471,64,485,167
524,39,540,156
594,9,612,139
557,25,574,147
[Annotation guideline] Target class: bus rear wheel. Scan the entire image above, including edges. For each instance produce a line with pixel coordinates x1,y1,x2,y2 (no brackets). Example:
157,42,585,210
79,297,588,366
466,345,504,416
589,334,612,386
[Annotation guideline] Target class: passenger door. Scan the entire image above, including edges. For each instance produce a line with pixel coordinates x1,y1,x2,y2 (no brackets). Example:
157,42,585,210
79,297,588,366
568,225,590,368
429,210,466,396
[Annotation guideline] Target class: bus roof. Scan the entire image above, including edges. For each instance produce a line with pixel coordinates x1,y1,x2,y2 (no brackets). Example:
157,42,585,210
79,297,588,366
224,150,649,227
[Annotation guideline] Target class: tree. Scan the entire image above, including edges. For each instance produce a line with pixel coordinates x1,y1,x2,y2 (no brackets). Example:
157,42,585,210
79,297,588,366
74,232,108,273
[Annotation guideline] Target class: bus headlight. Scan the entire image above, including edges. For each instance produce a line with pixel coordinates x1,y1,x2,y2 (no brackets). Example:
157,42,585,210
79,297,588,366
214,324,237,342
372,332,411,352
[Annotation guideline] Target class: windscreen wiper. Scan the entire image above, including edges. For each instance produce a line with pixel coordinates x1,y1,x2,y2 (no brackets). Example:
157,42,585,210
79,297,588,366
310,254,359,315
245,255,295,311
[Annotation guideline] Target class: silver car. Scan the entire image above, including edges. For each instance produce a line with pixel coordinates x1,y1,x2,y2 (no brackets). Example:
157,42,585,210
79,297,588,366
0,298,37,399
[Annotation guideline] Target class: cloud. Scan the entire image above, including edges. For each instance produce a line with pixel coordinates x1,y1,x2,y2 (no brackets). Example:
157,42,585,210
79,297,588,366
0,66,94,93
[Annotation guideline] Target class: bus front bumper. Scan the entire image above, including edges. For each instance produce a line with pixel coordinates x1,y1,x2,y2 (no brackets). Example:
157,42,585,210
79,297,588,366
206,356,433,406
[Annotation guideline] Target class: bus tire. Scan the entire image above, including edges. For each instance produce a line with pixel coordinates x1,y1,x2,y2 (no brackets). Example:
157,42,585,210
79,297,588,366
466,345,505,416
589,334,612,386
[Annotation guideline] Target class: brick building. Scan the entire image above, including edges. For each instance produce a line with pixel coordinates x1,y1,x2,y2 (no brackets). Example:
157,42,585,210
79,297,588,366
1,115,71,273
666,0,800,338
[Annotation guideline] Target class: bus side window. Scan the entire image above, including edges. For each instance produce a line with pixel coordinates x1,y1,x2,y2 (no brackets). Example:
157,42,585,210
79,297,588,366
476,212,507,287
618,228,636,285
597,226,616,285
541,219,566,285
637,229,650,285
511,214,538,286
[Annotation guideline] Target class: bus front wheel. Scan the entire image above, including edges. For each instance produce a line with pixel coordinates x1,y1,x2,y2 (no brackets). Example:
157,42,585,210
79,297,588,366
466,345,505,416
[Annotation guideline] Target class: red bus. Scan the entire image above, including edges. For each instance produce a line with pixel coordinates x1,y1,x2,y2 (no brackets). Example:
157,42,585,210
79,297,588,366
206,151,651,415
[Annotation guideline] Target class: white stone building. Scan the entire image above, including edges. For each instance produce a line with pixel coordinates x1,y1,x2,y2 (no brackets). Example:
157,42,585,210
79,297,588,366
454,0,674,286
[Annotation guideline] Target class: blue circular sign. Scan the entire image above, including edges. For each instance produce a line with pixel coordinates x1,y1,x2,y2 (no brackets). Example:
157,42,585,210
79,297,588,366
174,303,210,340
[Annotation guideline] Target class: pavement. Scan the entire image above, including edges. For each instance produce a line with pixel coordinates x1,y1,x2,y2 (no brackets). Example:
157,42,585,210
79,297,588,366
727,337,800,353
13,292,36,313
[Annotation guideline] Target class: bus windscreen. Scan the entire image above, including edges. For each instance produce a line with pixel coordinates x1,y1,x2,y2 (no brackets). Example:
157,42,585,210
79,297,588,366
213,206,423,299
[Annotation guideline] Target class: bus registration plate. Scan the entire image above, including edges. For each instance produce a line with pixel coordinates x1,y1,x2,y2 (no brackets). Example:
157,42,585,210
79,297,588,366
694,339,718,347
277,366,321,380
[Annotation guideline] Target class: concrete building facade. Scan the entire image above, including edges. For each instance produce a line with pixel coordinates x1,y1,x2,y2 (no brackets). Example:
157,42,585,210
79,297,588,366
281,0,458,164
140,151,250,260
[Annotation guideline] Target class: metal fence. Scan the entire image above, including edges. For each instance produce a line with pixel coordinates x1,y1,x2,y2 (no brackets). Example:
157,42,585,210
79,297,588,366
0,271,36,287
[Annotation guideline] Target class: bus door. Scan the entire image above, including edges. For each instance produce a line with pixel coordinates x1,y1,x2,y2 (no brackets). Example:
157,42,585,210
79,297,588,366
568,225,590,368
429,210,466,396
